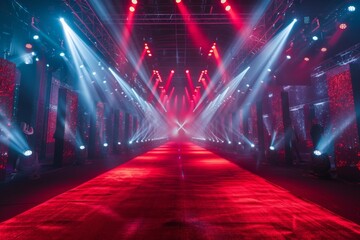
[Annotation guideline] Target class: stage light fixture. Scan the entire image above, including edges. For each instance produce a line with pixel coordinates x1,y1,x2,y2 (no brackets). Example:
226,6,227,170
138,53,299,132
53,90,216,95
348,5,356,12
286,55,291,59
23,150,33,157
186,70,189,73
339,23,347,30
312,36,319,41
59,17,65,23
103,143,108,147
132,0,138,4
33,35,39,40
25,43,33,49
79,145,85,150
117,142,121,145
321,47,327,52
250,144,255,148
269,146,275,151
225,5,231,11
304,57,310,61
176,0,181,3
46,64,50,67
208,53,212,56
129,6,135,12
59,52,65,57
221,0,227,4
92,71,96,75
313,150,322,156
267,68,271,72
35,57,39,62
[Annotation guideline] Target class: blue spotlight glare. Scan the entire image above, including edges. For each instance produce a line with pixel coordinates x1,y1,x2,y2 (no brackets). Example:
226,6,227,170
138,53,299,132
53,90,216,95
59,52,65,57
228,141,232,144
79,145,85,150
23,150,33,157
60,17,65,23
313,150,322,156
33,35,39,40
348,6,356,12
312,36,319,41
103,143,108,147
117,142,121,145
129,141,133,144
293,18,298,22
250,144,255,148
269,146,275,151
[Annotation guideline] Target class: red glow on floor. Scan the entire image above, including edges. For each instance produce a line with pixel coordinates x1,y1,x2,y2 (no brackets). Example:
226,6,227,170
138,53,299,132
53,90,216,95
1,142,360,239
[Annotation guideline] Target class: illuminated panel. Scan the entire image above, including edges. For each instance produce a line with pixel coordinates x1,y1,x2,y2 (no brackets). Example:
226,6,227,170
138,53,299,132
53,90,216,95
326,66,359,169
0,59,16,176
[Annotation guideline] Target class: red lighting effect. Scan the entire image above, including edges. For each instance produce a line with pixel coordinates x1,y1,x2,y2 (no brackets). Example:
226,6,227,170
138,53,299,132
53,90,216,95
225,5,231,11
148,53,152,57
176,0,181,3
185,70,189,74
131,0,138,4
171,70,175,73
339,23,347,30
208,53,212,56
221,0,227,4
321,47,328,52
25,43,33,49
129,6,135,12
304,57,310,61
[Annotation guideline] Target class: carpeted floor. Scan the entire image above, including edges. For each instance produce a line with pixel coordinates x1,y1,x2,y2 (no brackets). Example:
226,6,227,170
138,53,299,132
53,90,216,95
1,142,359,239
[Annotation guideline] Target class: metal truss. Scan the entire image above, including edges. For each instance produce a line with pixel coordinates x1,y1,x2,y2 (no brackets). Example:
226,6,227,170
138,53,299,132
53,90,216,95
312,43,360,78
103,13,251,25
62,0,127,68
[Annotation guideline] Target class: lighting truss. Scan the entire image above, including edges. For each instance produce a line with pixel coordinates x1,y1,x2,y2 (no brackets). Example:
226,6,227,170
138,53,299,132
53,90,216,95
103,13,251,25
312,43,360,78
62,0,127,68
230,0,295,76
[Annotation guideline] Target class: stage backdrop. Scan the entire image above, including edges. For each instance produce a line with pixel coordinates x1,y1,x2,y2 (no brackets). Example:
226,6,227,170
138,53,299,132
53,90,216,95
0,59,16,179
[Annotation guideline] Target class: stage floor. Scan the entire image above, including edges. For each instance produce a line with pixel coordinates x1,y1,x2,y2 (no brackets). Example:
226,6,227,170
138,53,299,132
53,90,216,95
1,142,360,239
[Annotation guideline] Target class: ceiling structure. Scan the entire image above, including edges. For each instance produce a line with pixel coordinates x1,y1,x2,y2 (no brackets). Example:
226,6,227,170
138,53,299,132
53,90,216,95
1,0,359,118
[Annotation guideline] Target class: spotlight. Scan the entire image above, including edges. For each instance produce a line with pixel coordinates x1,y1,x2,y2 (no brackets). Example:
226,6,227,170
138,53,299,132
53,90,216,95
46,64,50,67
267,68,271,72
171,70,175,73
228,141,232,144
339,23,347,30
312,36,318,41
250,144,255,148
286,55,291,60
92,71,96,75
269,146,275,151
25,43,33,49
35,57,39,62
221,0,227,4
238,142,242,145
176,0,181,3
132,0,138,4
185,70,189,73
79,145,85,150
59,17,65,23
59,52,65,57
304,57,310,61
129,141,133,144
225,5,231,11
129,6,135,12
348,6,356,12
103,143,108,147
23,150,33,157
33,35,39,40
118,142,121,145
321,47,327,52
313,150,322,156
31,52,36,56
293,18,298,22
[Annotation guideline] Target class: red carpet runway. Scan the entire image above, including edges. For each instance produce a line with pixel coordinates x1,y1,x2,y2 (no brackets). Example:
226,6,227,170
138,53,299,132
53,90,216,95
1,142,360,239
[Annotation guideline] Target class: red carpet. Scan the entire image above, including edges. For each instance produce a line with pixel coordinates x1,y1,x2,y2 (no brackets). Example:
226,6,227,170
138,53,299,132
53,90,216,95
1,142,360,239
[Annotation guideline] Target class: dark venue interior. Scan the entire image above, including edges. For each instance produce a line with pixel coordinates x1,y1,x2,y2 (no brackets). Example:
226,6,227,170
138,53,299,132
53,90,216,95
1,0,360,239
